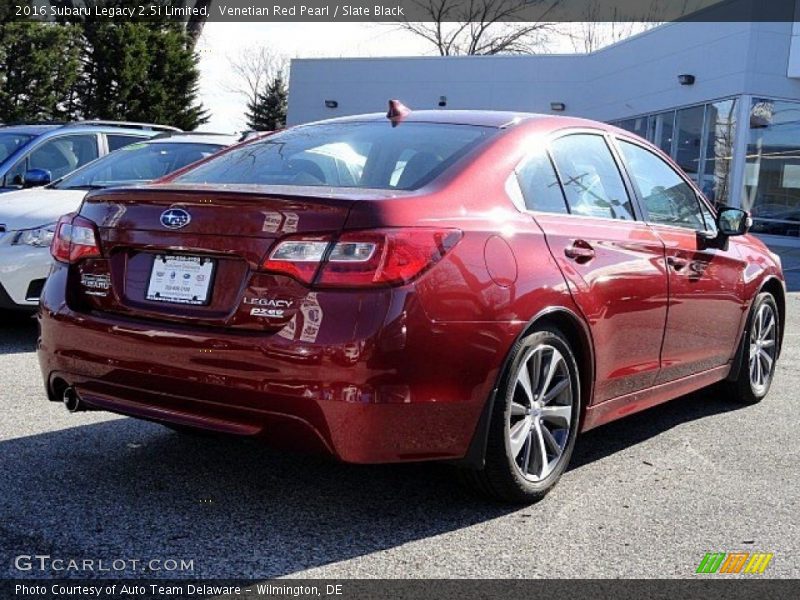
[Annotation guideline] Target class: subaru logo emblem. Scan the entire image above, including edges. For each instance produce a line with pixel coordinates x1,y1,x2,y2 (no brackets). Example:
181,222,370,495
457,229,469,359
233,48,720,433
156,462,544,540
160,208,191,229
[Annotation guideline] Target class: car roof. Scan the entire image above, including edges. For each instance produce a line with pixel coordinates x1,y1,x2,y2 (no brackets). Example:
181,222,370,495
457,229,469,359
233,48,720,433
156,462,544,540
0,125,61,136
307,109,554,129
0,121,180,138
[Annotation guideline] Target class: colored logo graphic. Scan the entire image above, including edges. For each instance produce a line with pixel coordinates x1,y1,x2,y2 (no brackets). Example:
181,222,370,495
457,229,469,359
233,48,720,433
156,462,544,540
160,208,191,229
696,552,773,574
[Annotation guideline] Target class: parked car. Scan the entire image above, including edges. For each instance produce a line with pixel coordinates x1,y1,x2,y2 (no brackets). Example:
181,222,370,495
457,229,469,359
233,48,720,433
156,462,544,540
37,104,785,503
0,121,182,193
0,133,236,311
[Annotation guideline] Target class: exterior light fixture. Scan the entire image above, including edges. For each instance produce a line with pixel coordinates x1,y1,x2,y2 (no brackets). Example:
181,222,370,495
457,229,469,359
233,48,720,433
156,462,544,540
550,102,566,112
324,100,338,109
678,74,696,85
438,96,447,107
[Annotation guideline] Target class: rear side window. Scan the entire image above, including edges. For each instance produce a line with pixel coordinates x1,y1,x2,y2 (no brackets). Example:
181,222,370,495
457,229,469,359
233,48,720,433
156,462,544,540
550,134,635,221
174,122,496,190
55,142,223,189
515,148,568,214
618,140,706,230
107,134,147,152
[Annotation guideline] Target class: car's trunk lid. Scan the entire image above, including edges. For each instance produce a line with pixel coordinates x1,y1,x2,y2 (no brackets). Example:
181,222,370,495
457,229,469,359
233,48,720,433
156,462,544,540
75,185,363,330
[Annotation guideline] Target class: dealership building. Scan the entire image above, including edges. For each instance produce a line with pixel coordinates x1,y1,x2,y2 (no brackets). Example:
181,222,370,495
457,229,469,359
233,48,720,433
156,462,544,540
287,19,800,257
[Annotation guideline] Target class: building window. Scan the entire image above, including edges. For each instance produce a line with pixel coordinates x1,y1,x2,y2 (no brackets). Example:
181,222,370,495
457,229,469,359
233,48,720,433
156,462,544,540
701,98,737,205
616,117,648,140
744,98,800,237
651,111,676,156
675,105,705,181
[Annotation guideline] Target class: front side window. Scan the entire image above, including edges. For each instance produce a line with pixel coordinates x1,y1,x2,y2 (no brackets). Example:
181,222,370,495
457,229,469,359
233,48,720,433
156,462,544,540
619,140,706,230
29,134,99,180
515,147,568,214
54,142,223,190
3,158,27,187
549,134,635,220
174,122,496,190
0,133,34,165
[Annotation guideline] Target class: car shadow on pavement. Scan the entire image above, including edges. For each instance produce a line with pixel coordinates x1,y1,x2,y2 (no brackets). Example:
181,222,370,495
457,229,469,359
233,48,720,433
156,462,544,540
0,416,516,580
0,384,750,580
0,310,37,354
570,385,745,470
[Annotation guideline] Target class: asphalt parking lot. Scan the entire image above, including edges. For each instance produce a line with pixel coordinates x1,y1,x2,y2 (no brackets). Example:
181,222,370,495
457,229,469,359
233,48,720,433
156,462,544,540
1,298,798,580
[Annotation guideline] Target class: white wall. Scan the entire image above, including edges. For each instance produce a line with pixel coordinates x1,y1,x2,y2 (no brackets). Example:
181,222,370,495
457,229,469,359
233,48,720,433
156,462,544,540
287,21,800,126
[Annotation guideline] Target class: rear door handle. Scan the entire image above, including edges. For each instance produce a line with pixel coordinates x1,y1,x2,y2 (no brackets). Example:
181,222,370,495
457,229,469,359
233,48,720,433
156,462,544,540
564,240,595,263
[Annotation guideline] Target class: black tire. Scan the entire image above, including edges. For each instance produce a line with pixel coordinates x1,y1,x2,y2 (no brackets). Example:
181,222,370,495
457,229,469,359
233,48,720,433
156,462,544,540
460,326,581,504
725,292,780,404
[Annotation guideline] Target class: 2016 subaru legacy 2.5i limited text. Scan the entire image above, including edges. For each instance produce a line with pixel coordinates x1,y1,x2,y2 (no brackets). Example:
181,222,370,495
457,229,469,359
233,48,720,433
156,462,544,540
37,102,785,503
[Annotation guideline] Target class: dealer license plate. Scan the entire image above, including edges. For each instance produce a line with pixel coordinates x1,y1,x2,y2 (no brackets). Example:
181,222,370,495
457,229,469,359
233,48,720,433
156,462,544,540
146,255,215,305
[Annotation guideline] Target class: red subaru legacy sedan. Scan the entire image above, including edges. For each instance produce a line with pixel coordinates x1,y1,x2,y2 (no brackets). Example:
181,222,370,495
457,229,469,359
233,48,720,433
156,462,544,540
38,105,785,503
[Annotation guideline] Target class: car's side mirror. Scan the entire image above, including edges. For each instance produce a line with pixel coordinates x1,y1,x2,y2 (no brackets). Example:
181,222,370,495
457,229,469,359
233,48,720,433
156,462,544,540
23,169,51,188
717,207,751,237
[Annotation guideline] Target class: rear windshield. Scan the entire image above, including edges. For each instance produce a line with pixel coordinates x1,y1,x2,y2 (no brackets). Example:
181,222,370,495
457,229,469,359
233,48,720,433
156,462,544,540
173,121,496,190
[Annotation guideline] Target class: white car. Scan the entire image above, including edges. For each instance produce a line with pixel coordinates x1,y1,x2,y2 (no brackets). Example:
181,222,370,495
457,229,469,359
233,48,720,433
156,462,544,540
0,133,238,311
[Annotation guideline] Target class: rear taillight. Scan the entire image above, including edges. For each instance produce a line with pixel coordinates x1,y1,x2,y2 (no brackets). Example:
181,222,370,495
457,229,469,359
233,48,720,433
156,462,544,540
261,235,331,284
262,228,462,288
51,214,101,264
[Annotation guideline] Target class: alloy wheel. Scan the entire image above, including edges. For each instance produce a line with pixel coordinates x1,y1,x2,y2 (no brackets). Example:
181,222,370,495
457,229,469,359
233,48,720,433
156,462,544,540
506,344,573,482
749,302,777,395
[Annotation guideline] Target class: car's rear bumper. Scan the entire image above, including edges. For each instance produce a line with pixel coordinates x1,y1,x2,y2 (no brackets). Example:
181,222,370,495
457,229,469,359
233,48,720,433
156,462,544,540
38,267,516,464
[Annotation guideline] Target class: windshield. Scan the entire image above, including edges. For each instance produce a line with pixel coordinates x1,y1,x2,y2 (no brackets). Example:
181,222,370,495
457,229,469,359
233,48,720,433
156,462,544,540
54,142,223,189
173,122,496,190
0,132,34,164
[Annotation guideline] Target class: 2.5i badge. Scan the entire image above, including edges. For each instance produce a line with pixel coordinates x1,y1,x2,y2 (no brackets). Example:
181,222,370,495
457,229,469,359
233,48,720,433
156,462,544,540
244,296,294,319
250,307,286,318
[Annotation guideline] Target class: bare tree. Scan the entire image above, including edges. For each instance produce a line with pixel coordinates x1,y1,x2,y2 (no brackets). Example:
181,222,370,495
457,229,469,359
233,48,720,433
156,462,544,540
566,21,659,54
226,45,287,113
564,0,713,53
563,0,665,53
397,0,559,55
185,0,213,48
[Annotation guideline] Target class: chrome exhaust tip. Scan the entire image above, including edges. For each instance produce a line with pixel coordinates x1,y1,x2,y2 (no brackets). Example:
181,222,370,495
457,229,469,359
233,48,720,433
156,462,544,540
62,387,82,413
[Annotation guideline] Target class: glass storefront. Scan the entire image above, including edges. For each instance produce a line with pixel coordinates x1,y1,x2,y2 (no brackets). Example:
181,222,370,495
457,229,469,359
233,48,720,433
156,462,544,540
744,98,800,238
611,98,737,206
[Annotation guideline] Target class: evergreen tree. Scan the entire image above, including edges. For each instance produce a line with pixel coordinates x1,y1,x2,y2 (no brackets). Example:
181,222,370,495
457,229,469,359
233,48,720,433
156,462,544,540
0,2,210,129
246,74,287,131
78,21,208,130
0,22,82,123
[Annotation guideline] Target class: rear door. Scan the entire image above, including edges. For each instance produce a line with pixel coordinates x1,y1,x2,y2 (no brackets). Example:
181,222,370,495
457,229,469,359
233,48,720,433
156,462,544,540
614,137,748,382
519,131,669,404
